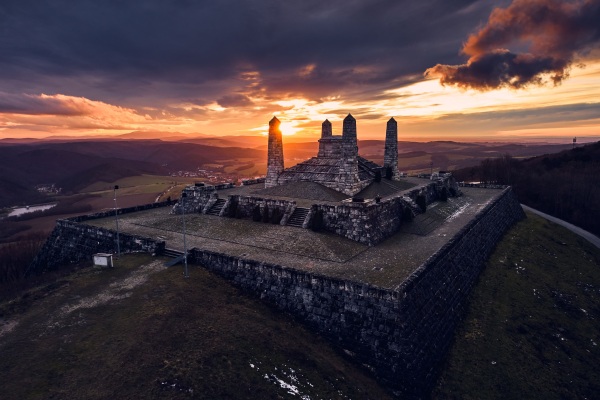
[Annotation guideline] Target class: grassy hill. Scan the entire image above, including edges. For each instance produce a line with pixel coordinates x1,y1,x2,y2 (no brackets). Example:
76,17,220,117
453,141,600,236
434,212,600,399
0,254,392,400
1,212,599,398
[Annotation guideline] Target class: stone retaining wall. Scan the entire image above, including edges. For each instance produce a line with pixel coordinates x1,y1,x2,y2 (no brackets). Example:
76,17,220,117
171,183,235,214
29,186,525,397
68,200,175,222
241,177,266,186
172,186,217,214
28,219,165,275
185,187,525,396
222,195,296,224
312,178,458,246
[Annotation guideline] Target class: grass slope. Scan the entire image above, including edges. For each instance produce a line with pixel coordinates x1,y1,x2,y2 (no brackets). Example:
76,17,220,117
434,212,600,399
0,255,391,400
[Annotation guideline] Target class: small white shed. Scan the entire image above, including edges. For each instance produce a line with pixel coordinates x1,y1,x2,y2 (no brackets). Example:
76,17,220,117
93,253,114,268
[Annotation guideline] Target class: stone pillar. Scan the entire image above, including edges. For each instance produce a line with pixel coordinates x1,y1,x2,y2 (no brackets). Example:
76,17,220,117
321,119,332,138
265,116,284,188
384,117,400,179
342,113,357,145
318,119,333,157
339,114,360,195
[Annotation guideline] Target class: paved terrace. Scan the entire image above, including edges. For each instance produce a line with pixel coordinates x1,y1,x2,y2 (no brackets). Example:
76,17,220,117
86,186,503,289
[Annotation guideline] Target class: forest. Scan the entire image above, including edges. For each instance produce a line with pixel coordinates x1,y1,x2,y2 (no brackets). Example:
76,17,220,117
453,142,600,237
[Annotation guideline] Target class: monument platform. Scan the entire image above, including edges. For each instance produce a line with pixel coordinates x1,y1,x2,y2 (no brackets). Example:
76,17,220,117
86,187,503,289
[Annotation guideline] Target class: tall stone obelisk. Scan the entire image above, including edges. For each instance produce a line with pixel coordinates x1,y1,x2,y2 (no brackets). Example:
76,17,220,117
339,114,360,194
383,117,400,179
265,116,284,188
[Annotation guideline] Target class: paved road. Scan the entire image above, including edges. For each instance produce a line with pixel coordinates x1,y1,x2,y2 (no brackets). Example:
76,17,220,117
521,204,600,249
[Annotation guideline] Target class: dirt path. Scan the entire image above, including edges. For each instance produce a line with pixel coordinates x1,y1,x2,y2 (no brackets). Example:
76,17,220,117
0,258,164,343
521,204,600,249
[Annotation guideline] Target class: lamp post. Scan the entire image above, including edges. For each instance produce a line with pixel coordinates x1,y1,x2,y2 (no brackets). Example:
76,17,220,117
181,192,189,278
113,185,120,257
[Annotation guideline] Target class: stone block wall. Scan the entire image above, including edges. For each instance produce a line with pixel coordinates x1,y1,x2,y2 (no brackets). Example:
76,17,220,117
68,200,175,223
222,195,296,224
28,219,165,275
391,187,526,394
241,177,266,186
172,186,217,214
186,187,525,396
313,179,453,246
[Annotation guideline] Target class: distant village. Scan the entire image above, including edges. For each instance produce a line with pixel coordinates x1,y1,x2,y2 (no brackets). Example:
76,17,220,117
169,167,255,185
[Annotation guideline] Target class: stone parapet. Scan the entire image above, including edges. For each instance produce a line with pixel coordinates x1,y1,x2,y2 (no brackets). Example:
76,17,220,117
67,200,175,222
28,219,165,275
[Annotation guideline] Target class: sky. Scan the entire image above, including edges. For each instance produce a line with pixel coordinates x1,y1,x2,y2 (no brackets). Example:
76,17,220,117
0,0,599,142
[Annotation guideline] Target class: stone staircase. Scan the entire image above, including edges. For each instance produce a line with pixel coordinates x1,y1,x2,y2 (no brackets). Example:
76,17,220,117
163,248,186,267
163,248,184,258
206,198,226,216
401,196,422,215
286,207,310,227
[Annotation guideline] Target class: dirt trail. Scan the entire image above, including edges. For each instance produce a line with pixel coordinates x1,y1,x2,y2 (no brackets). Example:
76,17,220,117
0,259,164,342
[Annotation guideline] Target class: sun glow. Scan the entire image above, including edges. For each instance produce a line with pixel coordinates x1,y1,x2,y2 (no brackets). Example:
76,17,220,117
278,120,301,136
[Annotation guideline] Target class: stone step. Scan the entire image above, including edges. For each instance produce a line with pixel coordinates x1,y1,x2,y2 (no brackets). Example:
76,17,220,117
287,207,310,227
206,198,226,216
401,196,422,215
163,248,184,258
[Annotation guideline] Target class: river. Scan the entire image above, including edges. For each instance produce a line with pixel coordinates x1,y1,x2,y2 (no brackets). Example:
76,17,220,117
8,203,57,217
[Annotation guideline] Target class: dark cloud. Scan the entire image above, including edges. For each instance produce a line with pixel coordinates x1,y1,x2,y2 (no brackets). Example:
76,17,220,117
0,0,493,105
217,94,254,108
0,92,87,115
437,102,600,126
426,0,600,90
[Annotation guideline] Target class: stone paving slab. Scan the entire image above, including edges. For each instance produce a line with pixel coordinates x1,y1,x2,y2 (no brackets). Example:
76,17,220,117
87,187,503,289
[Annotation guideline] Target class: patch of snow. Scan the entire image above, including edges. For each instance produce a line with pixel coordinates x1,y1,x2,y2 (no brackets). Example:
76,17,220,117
0,320,18,339
446,201,471,222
